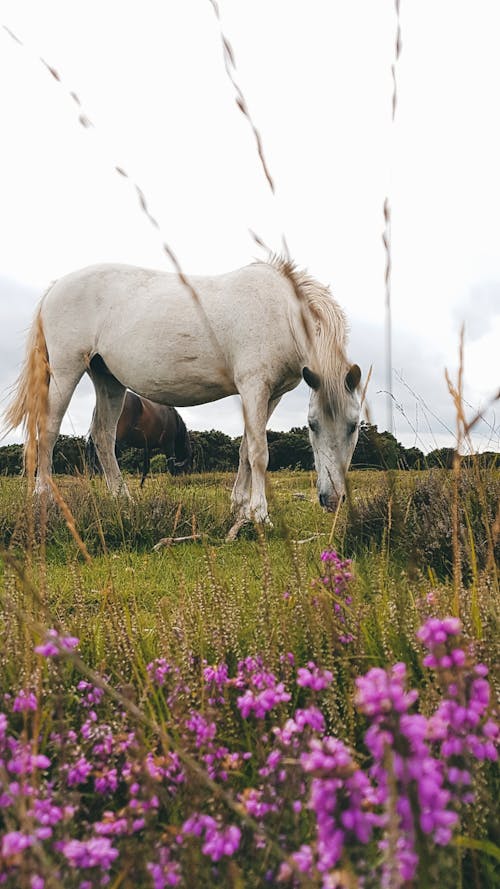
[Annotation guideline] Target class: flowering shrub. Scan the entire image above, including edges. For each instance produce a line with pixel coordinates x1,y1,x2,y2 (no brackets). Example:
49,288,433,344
311,550,356,645
0,556,498,887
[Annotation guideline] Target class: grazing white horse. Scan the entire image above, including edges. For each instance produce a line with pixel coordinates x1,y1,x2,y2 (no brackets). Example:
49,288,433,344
5,257,361,530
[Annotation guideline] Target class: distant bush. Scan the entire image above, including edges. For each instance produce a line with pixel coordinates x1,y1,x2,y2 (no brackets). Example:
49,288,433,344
1,428,497,476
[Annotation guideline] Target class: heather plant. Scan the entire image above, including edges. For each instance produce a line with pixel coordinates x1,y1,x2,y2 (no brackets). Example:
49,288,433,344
0,554,498,889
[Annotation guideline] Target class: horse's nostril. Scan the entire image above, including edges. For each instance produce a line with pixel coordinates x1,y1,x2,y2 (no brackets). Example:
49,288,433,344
319,492,329,508
341,493,346,503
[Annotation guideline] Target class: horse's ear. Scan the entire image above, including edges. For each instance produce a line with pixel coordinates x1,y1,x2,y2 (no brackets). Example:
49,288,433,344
303,367,321,391
345,363,361,392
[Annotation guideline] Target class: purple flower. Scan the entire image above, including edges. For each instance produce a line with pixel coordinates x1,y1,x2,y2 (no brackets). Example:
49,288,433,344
417,617,461,648
2,830,34,857
95,768,118,794
147,658,172,686
202,823,241,861
183,813,241,862
355,663,418,717
67,756,92,786
61,836,119,870
297,662,333,691
147,846,181,887
203,663,229,687
12,690,38,712
237,683,291,719
35,629,79,657
185,712,217,747
33,798,65,826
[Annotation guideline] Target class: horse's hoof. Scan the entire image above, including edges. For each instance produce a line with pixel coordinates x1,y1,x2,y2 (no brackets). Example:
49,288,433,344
34,481,53,498
252,513,273,529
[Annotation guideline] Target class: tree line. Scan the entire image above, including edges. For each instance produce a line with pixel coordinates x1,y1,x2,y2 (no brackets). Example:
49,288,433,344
0,423,497,477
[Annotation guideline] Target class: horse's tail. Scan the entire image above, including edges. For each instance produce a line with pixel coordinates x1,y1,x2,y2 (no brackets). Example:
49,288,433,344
3,306,50,477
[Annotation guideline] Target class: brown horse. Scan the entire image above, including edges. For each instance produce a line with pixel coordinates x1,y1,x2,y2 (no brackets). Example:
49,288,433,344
88,390,192,486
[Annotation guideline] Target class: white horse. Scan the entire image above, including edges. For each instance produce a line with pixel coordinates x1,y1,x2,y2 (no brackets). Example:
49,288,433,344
5,257,361,531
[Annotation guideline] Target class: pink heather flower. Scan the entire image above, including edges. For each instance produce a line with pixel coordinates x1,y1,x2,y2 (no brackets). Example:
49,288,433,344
95,816,129,837
274,706,326,744
202,824,241,862
417,617,461,648
278,844,314,880
34,629,79,657
2,830,34,857
33,799,65,826
185,712,217,747
297,662,333,691
183,814,241,862
95,768,119,794
77,680,105,706
7,749,50,776
30,877,45,889
237,684,291,719
34,827,52,841
280,652,295,666
417,618,499,766
355,663,418,717
67,756,92,786
61,836,119,870
12,690,38,712
203,663,229,687
301,736,353,774
147,846,181,888
146,658,172,686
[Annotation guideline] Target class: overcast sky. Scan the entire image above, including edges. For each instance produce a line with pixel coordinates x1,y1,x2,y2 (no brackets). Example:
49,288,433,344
0,0,499,452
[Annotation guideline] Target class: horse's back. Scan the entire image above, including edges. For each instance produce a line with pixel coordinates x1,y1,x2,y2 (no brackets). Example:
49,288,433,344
38,261,303,406
41,261,295,322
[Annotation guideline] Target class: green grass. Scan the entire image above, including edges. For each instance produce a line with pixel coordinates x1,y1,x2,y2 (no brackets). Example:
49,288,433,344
1,467,497,681
0,466,498,886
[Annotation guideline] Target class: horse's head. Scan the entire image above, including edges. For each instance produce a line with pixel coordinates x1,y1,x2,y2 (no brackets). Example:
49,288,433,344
173,419,193,474
303,363,361,512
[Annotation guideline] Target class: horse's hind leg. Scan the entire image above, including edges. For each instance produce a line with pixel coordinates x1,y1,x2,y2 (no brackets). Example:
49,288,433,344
36,366,85,494
89,371,127,495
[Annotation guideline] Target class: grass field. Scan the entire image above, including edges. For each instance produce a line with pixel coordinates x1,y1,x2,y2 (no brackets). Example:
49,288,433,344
0,466,498,887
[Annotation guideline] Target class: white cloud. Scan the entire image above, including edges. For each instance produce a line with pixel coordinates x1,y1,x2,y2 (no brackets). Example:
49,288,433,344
0,1,498,453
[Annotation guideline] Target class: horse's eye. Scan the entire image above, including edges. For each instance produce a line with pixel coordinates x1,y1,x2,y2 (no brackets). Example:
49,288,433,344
348,422,358,436
308,420,318,434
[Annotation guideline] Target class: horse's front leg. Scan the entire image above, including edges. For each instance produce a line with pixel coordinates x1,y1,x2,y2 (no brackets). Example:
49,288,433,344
231,432,251,518
226,390,281,540
239,386,274,525
140,446,150,487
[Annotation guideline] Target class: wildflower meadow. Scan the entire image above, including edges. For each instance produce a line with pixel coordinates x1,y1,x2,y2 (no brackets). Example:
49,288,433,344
0,466,498,888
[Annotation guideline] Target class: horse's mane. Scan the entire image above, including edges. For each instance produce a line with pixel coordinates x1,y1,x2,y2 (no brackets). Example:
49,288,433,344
262,255,350,410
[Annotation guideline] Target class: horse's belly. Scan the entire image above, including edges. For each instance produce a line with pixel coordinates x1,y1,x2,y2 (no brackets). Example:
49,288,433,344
138,377,237,407
109,355,237,407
